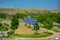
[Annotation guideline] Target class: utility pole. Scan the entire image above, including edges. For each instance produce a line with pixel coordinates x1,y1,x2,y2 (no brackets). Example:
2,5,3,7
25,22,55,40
58,0,60,13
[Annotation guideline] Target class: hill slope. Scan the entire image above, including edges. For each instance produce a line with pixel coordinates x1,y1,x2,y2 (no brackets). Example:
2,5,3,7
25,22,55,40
0,8,58,15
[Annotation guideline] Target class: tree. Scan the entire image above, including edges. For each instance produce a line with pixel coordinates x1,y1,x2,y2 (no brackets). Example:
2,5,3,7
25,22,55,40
0,13,6,19
55,13,60,23
11,15,19,33
31,14,48,23
16,13,27,19
48,13,57,21
43,18,53,33
15,13,28,27
34,23,40,34
43,21,53,30
31,14,54,33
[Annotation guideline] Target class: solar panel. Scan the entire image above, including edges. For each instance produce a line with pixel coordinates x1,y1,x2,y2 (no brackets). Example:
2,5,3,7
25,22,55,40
24,17,37,25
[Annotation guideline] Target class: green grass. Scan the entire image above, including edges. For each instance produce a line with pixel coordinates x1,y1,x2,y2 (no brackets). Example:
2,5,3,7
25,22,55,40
13,32,53,38
50,28,60,32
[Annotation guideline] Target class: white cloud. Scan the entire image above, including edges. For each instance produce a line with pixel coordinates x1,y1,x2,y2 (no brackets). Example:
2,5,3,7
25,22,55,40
0,4,13,8
0,4,19,8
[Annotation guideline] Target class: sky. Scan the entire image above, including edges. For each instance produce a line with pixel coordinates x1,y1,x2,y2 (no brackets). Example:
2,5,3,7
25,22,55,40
0,0,58,10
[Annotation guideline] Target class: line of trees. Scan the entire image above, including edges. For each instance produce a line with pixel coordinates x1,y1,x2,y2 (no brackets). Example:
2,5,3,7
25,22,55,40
0,12,60,34
31,13,60,33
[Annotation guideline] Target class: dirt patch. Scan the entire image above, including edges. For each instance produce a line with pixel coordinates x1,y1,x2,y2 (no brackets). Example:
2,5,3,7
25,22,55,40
15,22,45,34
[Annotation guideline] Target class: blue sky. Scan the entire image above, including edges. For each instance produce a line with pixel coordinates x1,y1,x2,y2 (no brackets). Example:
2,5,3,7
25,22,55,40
0,0,58,10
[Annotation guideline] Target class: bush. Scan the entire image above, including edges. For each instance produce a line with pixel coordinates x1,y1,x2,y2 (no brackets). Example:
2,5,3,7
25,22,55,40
14,33,53,38
50,28,60,32
7,31,14,36
0,24,8,31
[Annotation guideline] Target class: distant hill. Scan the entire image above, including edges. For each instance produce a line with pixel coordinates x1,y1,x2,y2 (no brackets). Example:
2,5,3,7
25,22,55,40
0,8,58,15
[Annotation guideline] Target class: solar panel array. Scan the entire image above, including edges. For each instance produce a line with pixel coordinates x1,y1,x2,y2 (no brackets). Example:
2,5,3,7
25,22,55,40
24,17,37,25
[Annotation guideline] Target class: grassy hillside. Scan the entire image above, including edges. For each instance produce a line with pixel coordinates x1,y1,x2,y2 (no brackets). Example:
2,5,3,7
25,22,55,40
0,8,58,15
